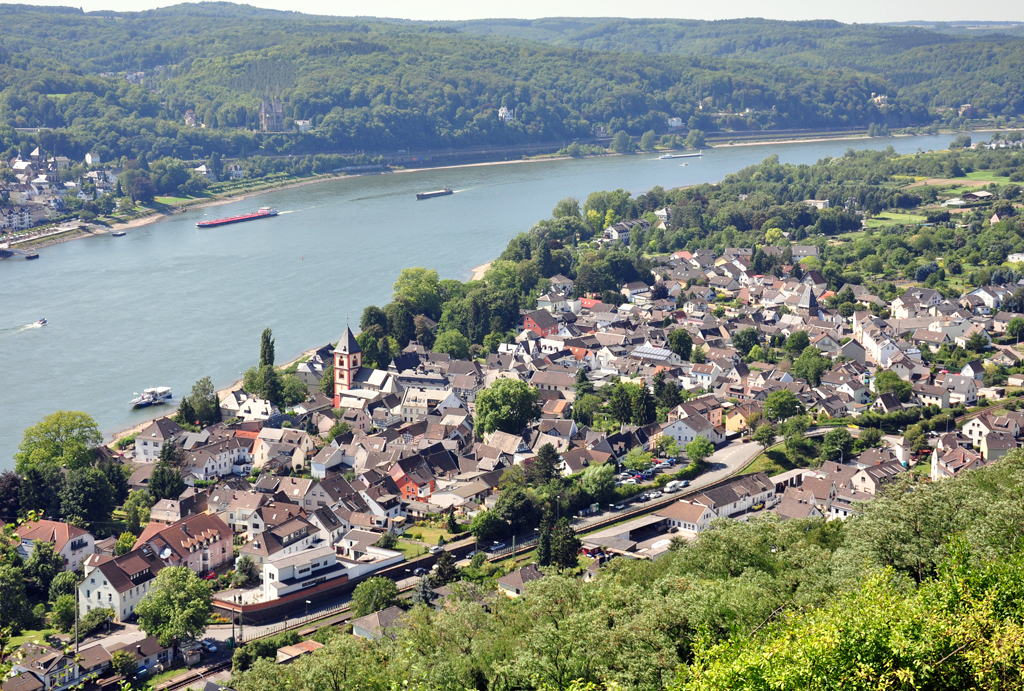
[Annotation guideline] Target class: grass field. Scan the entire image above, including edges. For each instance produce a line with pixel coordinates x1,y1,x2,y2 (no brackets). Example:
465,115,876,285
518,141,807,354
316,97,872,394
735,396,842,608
741,449,796,476
409,526,461,546
154,196,193,205
8,627,56,649
864,211,928,228
395,540,428,560
965,171,1012,184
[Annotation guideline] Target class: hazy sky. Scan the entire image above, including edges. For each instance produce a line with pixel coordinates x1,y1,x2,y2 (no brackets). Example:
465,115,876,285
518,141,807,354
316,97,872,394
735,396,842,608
23,0,1024,23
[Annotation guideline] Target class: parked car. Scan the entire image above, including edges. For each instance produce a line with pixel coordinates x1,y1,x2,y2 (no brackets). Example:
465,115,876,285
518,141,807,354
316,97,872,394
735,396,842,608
664,481,681,493
612,503,626,511
649,491,662,499
429,545,444,554
202,571,217,580
203,641,217,653
489,542,507,552
623,478,637,485
680,480,690,488
413,567,428,576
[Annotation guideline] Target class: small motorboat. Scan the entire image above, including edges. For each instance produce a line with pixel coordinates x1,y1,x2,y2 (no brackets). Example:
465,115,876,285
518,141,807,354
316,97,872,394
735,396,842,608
112,231,126,237
36,318,47,326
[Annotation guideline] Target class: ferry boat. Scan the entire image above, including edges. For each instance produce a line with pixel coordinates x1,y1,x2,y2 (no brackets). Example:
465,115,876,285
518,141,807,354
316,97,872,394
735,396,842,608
196,207,278,228
129,386,173,408
416,188,453,200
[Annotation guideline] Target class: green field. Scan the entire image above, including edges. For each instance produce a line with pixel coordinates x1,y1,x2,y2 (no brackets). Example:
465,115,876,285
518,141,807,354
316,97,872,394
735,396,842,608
965,170,1012,184
154,196,193,205
864,211,928,228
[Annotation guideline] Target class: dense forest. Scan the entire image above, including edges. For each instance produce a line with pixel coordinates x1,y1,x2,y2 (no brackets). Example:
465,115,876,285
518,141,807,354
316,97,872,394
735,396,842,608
226,452,1024,691
0,4,1022,162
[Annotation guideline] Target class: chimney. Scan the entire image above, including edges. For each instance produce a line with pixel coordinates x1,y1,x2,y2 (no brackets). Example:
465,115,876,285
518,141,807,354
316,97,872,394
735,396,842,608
136,645,142,654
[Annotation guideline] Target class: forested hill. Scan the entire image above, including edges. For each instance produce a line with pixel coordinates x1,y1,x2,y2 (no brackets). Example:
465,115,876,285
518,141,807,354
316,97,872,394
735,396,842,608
0,4,1021,162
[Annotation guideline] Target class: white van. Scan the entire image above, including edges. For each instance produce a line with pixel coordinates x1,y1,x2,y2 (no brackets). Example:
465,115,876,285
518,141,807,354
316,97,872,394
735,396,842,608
664,480,682,493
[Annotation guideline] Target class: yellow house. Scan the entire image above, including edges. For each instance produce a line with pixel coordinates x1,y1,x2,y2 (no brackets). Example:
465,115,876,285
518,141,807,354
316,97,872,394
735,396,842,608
726,403,762,433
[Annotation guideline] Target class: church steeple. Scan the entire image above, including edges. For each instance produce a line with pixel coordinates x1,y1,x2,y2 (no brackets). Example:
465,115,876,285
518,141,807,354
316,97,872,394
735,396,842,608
333,326,363,406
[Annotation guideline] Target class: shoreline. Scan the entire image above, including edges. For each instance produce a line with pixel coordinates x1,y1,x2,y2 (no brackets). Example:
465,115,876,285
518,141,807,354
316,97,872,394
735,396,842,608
469,262,492,281
6,128,985,258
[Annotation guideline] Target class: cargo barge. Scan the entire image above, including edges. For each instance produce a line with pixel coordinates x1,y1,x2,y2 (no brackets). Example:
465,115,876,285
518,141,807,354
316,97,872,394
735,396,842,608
196,207,278,228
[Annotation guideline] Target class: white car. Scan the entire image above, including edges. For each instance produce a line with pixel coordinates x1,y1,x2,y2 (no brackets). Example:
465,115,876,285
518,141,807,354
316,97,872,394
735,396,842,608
648,491,662,499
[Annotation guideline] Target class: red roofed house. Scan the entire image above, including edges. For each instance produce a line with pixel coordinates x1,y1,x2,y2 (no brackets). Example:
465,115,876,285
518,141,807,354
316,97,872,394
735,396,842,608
15,519,95,572
133,512,233,575
523,309,559,337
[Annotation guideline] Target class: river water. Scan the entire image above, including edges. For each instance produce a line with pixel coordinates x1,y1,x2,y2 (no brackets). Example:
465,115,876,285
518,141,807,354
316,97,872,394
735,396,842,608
0,133,955,468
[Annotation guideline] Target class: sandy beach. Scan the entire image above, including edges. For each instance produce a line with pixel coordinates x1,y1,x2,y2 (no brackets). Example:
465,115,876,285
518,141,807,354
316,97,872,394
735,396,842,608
469,262,492,281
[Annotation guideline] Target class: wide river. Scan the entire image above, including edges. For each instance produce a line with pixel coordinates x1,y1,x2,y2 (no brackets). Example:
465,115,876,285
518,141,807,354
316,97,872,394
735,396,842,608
0,133,956,468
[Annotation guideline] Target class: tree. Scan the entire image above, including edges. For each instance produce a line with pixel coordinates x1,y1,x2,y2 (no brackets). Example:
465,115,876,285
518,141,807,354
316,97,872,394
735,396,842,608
1008,317,1024,341
474,379,541,437
174,397,196,427
528,444,560,485
123,490,153,534
469,510,507,543
185,376,220,427
15,411,103,474
874,370,913,402
610,130,631,153
350,577,399,617
148,463,185,502
394,268,443,320
685,437,715,465
821,427,854,462
18,463,63,519
550,518,582,572
115,532,136,556
622,447,653,471
318,368,335,398
732,328,760,357
60,467,114,530
49,571,79,602
608,382,635,424
574,368,594,397
259,327,275,367
668,329,693,360
433,330,471,360
135,566,212,647
110,649,138,679
572,393,602,426
50,593,76,633
536,513,552,567
233,555,259,588
360,305,389,335
0,472,21,521
859,427,884,448
784,331,811,356
25,540,63,593
631,386,656,425
0,564,31,632
445,507,458,534
432,550,459,586
684,129,706,149
691,345,707,364
412,575,434,606
752,423,777,450
375,532,398,550
494,484,537,533
580,463,616,504
639,130,657,150
791,346,830,386
763,389,805,422
966,331,989,352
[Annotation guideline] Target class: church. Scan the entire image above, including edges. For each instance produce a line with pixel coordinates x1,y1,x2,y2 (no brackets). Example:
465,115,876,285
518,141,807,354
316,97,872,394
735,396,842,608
331,327,400,408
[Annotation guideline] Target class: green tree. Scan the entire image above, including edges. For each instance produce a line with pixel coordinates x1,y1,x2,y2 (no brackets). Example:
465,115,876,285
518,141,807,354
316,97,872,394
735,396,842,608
149,462,186,502
494,484,537,533
412,575,434,606
529,443,560,484
639,130,657,150
318,368,335,398
691,345,707,364
115,532,136,556
668,329,693,360
474,378,541,437
123,490,153,534
48,571,78,602
469,509,507,542
874,370,913,402
574,368,594,397
536,516,552,567
763,389,805,422
966,331,989,352
1007,317,1024,340
610,130,632,153
622,447,653,471
685,437,715,465
445,507,458,534
572,393,603,426
432,550,459,586
821,427,854,462
0,564,31,631
684,128,706,149
433,330,471,359
14,411,103,474
731,328,760,357
50,594,76,633
19,463,63,519
552,197,581,219
784,331,811,355
233,555,259,588
631,386,656,425
259,327,275,368
135,566,212,647
25,540,63,593
350,577,399,617
752,423,777,450
60,467,114,530
281,375,309,407
791,345,830,386
110,649,138,679
580,463,616,504
550,518,582,572
186,376,220,427
375,531,398,550
858,427,884,448
394,267,443,320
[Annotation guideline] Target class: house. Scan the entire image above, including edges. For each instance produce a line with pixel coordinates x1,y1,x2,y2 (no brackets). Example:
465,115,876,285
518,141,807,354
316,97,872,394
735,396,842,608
523,310,560,338
6,643,81,691
942,374,978,406
981,431,1016,462
932,446,987,481
276,640,325,664
690,473,775,517
655,500,716,535
110,637,171,677
497,563,545,597
78,544,166,622
15,520,94,572
351,605,405,639
134,418,184,462
261,544,347,601
134,513,233,575
849,461,905,495
870,392,903,415
913,382,950,409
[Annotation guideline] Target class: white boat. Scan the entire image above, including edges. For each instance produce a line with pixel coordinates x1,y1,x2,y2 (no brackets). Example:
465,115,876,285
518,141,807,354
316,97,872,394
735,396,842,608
130,386,172,408
36,318,47,326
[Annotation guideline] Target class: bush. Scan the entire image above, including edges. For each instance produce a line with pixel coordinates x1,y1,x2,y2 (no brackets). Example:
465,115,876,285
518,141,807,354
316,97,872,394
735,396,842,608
232,630,299,672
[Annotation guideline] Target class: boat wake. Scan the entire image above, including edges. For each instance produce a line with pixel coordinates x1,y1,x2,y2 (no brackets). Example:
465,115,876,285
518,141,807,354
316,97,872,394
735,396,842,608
453,189,469,194
0,323,42,339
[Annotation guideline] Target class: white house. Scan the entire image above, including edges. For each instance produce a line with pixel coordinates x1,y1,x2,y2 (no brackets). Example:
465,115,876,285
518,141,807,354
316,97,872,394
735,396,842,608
16,520,95,572
79,545,165,622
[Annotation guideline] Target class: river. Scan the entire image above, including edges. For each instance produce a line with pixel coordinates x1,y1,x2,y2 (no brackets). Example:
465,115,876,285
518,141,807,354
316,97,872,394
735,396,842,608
0,133,956,468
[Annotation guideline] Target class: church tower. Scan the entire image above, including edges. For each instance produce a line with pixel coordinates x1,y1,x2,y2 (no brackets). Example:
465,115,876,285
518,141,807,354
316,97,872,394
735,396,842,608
333,326,362,407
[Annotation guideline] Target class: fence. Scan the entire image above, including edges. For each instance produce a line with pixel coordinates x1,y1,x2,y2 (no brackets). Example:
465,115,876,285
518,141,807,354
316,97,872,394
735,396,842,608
238,600,351,642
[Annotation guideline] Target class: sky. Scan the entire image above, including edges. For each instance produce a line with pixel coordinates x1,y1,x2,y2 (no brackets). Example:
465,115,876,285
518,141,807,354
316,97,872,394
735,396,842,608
21,0,1024,23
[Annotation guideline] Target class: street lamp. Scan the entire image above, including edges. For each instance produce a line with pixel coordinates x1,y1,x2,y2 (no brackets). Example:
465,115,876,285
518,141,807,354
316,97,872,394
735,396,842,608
305,599,311,618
